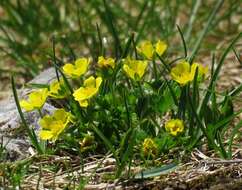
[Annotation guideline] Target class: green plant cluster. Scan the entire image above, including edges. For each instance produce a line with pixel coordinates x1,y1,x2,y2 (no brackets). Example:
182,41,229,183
0,0,241,186
12,31,241,179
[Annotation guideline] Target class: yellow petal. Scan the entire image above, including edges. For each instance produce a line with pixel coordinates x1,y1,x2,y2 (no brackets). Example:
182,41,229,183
38,109,72,141
171,72,191,86
74,87,97,100
123,58,148,80
175,61,191,73
63,63,75,76
74,88,93,101
123,64,135,79
95,77,103,89
48,79,67,99
39,116,52,129
49,80,60,94
98,56,115,68
79,100,88,107
39,130,53,140
74,58,90,76
107,58,115,68
20,100,33,111
136,60,148,78
21,89,48,111
137,41,154,59
63,58,90,78
98,56,105,67
73,87,85,101
155,40,167,56
53,109,67,121
84,76,96,87
171,61,191,86
73,76,102,106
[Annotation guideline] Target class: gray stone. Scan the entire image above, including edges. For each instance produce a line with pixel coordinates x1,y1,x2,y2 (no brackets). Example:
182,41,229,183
0,67,57,161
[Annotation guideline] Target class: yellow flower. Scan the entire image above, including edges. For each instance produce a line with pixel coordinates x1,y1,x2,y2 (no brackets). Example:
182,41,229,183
142,138,157,157
123,57,148,80
170,61,195,86
48,79,68,99
171,61,208,86
137,40,167,59
165,119,184,136
155,40,167,56
98,56,115,69
73,76,102,107
63,58,90,78
20,88,48,111
39,109,73,141
137,40,154,59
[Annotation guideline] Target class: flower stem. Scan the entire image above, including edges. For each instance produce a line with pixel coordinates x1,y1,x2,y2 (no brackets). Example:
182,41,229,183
152,60,158,81
137,81,144,98
38,109,43,118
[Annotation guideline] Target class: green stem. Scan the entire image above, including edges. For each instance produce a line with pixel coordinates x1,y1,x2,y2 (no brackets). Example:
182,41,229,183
38,109,43,118
152,60,158,81
137,80,144,98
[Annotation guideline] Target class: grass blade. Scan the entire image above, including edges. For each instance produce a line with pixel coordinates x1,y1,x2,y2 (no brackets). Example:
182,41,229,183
11,76,43,154
96,23,104,56
51,36,60,82
176,25,187,58
199,33,241,115
188,0,224,62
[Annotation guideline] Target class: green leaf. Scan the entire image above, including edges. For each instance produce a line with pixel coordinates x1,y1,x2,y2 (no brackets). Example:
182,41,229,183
156,87,176,115
134,163,177,179
27,83,50,89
